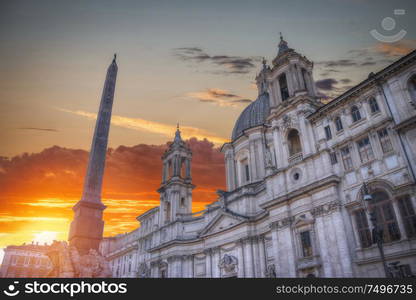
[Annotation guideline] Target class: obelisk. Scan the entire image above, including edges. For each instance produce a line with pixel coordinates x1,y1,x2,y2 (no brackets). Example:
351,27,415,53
68,55,118,255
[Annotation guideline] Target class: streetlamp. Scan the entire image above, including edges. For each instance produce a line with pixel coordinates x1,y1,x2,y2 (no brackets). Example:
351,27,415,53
362,182,391,278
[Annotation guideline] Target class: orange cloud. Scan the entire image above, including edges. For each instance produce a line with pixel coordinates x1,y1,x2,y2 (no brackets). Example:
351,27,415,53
187,88,252,107
0,138,225,248
373,40,416,57
57,108,229,145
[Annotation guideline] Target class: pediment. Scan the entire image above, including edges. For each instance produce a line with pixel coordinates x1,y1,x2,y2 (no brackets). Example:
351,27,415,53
199,211,246,237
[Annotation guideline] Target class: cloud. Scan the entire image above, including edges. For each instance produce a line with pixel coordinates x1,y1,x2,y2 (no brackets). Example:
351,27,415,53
0,139,225,243
173,47,260,74
316,78,338,91
373,40,416,57
187,88,252,107
57,108,228,145
317,59,358,68
17,127,58,132
339,79,351,84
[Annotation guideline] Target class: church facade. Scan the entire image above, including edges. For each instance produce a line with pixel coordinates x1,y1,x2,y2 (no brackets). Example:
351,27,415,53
100,37,416,278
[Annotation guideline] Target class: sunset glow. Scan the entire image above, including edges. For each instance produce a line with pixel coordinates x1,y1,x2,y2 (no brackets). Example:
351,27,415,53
1,0,415,266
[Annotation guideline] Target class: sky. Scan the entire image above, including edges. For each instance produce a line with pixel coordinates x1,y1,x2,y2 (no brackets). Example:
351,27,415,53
0,0,416,261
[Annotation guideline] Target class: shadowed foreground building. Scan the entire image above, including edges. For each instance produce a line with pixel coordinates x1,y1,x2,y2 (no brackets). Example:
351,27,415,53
100,37,416,278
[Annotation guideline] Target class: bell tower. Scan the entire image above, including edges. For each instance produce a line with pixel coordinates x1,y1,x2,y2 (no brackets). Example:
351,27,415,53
158,125,194,224
268,33,319,107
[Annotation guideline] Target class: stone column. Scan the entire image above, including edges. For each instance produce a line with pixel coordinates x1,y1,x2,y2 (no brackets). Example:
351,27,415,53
212,247,221,278
272,121,284,168
258,235,266,278
252,236,260,277
314,215,333,277
204,248,213,278
271,218,296,277
249,141,257,181
331,208,353,277
299,114,311,156
258,139,266,178
237,240,245,278
270,221,280,273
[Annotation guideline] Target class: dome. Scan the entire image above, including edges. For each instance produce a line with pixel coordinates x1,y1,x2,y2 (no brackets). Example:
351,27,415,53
231,92,270,140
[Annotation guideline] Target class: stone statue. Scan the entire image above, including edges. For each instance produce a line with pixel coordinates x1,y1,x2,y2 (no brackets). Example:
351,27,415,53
137,262,150,278
46,241,111,278
266,264,277,278
219,254,238,275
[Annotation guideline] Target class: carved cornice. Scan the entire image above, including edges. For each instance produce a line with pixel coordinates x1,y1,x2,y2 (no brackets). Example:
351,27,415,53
269,216,295,230
310,200,341,217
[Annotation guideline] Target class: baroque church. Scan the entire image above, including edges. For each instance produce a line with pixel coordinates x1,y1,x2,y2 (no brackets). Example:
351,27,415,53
100,36,416,278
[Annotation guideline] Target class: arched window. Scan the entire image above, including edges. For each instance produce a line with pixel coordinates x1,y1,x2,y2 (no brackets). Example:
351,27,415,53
279,73,289,101
351,105,361,122
408,75,416,103
288,129,302,156
240,158,250,183
369,97,380,113
369,190,401,243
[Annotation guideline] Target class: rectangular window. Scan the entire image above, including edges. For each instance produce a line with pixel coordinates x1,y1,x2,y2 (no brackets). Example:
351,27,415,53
369,98,380,113
324,125,332,140
398,195,416,238
335,117,343,132
354,209,372,248
341,146,353,171
378,128,393,154
300,231,313,257
330,152,338,165
357,137,374,163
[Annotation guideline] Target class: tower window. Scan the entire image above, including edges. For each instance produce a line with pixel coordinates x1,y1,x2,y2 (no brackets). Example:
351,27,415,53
335,117,343,132
245,164,250,182
369,97,380,113
180,197,186,208
165,202,171,223
288,129,302,156
279,73,289,101
300,231,313,257
324,125,332,140
240,158,250,184
351,105,362,123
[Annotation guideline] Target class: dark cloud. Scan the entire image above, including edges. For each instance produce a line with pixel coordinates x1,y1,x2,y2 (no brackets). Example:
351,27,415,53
339,79,351,84
232,99,252,103
17,127,58,132
317,59,358,68
173,47,259,74
316,78,338,91
206,89,239,99
188,88,253,107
